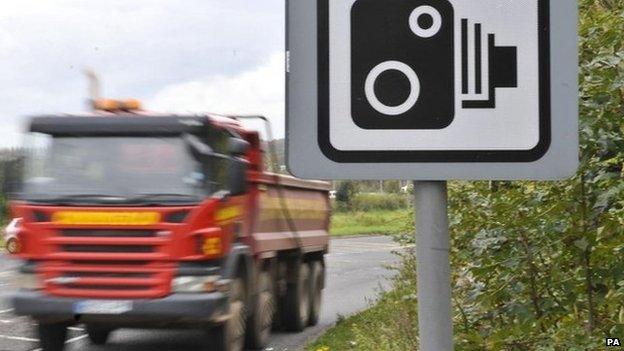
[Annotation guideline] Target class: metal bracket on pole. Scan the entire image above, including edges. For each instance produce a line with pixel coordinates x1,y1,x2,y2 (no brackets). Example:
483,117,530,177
414,181,453,351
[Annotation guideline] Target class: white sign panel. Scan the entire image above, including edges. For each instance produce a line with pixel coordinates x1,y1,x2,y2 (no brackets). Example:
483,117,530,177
287,0,578,180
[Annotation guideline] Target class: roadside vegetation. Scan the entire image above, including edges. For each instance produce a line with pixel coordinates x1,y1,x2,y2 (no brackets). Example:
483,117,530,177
330,181,414,237
312,1,624,349
308,253,418,351
330,209,412,237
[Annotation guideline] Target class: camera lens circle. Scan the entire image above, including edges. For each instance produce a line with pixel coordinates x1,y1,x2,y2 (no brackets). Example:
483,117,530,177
364,61,420,116
409,5,442,38
418,14,434,30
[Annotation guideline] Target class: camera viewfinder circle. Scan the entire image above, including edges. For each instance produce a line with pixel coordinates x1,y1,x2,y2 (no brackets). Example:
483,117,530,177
409,5,442,38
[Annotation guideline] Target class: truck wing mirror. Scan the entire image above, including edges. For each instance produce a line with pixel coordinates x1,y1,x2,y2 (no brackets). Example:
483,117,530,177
228,158,248,196
228,138,249,156
184,134,213,160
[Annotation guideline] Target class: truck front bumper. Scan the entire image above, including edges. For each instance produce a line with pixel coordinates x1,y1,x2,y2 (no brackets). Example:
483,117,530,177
11,291,230,327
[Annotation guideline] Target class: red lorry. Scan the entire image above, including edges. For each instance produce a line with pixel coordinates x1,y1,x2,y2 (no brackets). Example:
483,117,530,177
4,101,330,351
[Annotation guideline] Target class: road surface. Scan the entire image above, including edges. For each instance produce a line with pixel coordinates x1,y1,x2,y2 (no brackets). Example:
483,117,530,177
0,235,403,351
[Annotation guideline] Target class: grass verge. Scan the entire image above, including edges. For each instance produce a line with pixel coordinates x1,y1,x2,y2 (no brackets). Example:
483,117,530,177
308,252,418,351
330,209,412,237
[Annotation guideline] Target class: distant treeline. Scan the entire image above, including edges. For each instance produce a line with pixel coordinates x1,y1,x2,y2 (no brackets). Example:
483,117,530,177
0,148,25,220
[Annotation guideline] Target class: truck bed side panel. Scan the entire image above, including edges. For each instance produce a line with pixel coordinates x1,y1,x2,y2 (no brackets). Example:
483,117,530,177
249,173,330,254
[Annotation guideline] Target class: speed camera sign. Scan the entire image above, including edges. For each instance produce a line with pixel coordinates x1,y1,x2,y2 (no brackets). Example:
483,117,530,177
286,0,578,180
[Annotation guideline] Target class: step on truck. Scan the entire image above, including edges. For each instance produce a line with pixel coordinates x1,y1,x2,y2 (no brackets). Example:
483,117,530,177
3,100,331,351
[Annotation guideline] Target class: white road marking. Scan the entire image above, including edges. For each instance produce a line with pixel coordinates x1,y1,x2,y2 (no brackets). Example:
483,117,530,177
0,334,38,342
65,334,88,344
330,241,406,250
0,308,14,314
0,316,26,324
1,333,87,351
25,331,91,350
0,271,14,278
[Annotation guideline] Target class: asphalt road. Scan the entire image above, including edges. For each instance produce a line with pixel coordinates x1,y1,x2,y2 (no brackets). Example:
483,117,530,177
0,236,403,351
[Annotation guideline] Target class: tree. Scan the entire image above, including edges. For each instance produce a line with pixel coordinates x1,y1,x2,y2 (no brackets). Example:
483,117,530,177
336,181,359,210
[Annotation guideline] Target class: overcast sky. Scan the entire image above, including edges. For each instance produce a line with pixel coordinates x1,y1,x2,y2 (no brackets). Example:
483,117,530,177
0,0,284,147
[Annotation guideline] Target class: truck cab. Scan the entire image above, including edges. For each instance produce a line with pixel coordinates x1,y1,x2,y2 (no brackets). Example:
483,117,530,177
5,106,330,351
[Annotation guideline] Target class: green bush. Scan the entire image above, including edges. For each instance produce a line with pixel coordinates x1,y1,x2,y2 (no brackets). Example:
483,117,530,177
351,193,409,212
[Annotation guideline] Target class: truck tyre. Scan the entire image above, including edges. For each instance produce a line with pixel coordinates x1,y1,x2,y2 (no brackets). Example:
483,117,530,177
206,277,246,351
5,238,18,254
284,262,310,332
86,326,112,345
308,261,324,326
245,271,275,349
37,322,68,351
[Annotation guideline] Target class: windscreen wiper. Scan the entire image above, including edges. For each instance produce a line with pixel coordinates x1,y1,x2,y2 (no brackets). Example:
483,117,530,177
128,193,202,205
32,194,130,205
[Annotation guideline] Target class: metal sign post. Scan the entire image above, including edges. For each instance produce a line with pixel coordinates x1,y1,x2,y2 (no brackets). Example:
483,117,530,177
414,181,453,351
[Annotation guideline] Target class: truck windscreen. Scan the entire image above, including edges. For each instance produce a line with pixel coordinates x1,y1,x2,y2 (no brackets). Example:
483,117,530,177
18,134,206,204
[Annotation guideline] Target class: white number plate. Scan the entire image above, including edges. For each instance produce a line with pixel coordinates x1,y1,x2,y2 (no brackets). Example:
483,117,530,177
73,300,132,314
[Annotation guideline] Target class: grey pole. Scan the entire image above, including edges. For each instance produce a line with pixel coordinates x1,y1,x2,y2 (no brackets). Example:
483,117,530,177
414,181,453,351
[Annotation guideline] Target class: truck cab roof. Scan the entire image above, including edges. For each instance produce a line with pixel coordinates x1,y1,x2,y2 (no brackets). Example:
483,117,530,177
28,114,243,137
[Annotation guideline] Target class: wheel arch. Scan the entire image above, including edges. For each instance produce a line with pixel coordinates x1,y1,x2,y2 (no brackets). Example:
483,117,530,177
221,243,254,309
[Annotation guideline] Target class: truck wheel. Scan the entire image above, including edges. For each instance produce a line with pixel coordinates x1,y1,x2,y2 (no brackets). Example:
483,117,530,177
207,277,246,351
308,261,324,326
245,271,275,349
284,262,310,332
37,322,68,351
86,326,112,345
6,238,18,254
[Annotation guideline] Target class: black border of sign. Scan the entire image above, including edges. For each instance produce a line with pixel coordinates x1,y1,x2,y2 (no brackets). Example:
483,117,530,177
317,0,551,163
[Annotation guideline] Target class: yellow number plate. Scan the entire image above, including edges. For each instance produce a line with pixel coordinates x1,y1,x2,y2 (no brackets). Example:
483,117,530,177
52,211,161,226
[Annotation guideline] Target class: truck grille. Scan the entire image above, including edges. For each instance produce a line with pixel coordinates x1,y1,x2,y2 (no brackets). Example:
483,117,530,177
61,229,157,238
43,230,173,299
61,245,155,253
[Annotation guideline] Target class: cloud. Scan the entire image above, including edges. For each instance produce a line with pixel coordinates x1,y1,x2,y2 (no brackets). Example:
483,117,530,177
149,52,286,138
0,0,284,146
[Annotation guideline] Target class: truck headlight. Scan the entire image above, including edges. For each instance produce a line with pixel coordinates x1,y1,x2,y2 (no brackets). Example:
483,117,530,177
172,276,220,293
15,272,42,290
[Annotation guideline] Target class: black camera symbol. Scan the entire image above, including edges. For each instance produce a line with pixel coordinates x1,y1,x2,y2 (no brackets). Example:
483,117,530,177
351,0,455,130
350,0,518,130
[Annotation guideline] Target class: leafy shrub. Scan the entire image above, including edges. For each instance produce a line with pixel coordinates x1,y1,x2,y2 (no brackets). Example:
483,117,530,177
351,193,409,212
